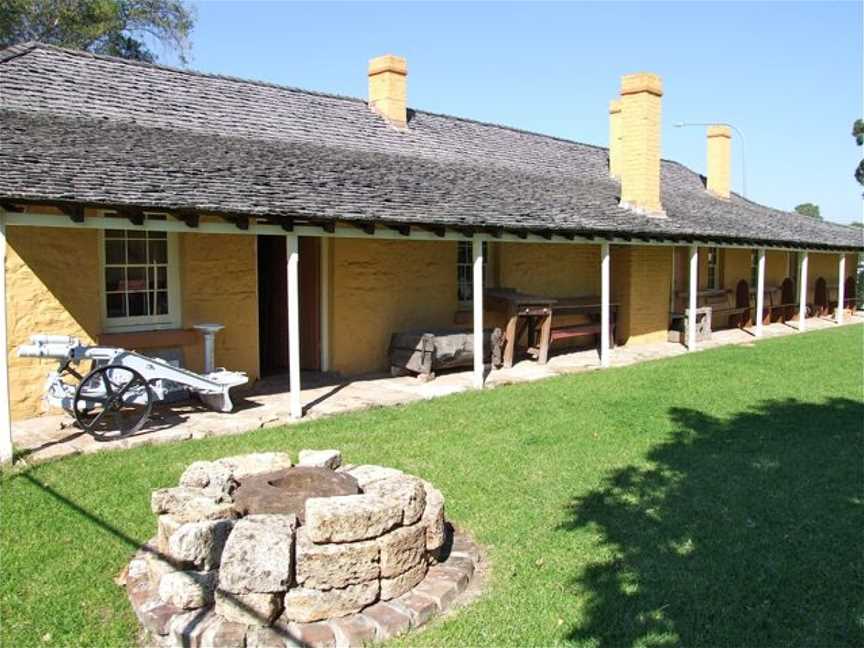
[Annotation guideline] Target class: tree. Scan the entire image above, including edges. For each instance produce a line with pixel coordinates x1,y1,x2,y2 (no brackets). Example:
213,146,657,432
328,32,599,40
854,118,864,192
0,0,195,64
794,203,822,220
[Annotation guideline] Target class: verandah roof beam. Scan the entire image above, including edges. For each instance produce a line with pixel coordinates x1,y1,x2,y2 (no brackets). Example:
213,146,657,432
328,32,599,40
0,205,859,254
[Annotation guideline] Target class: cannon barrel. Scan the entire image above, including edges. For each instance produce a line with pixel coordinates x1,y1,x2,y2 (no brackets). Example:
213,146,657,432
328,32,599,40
17,342,76,359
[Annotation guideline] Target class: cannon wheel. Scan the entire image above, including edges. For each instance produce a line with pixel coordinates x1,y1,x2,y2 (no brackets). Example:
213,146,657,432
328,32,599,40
73,365,153,440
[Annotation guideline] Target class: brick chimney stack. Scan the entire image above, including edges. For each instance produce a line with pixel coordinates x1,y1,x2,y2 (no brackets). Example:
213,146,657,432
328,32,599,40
619,72,664,216
706,125,732,199
368,54,408,129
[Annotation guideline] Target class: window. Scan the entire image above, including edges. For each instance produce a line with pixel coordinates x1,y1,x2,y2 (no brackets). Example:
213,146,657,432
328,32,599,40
101,229,180,331
457,241,488,303
706,247,719,289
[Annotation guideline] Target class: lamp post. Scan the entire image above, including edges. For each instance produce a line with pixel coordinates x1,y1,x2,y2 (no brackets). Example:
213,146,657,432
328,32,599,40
674,121,747,199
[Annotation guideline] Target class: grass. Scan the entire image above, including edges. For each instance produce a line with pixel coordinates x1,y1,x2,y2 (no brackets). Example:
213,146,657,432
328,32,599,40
2,325,863,648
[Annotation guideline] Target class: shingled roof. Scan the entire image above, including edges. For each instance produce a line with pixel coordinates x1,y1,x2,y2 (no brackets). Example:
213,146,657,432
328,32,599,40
0,42,860,250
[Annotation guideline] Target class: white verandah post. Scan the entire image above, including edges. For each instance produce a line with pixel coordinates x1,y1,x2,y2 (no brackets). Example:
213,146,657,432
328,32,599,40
600,242,611,367
798,251,809,331
836,254,846,325
286,234,302,418
0,214,12,464
472,236,484,389
688,244,698,350
755,248,766,337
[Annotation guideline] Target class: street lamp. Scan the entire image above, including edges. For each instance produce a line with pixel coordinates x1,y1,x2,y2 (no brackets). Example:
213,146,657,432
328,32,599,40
674,121,747,199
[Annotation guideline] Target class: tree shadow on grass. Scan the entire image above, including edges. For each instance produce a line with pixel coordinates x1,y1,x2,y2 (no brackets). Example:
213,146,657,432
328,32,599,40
561,398,864,648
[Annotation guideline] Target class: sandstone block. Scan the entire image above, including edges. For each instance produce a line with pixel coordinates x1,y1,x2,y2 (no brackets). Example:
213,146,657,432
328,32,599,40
421,482,445,551
282,581,379,622
377,523,426,578
156,514,182,554
295,528,379,590
145,552,179,585
219,514,297,594
305,495,401,543
345,465,403,488
168,519,234,570
151,486,237,523
216,452,293,479
361,601,410,640
428,564,469,593
364,475,426,525
169,608,215,648
246,625,290,648
200,617,247,648
179,460,237,499
380,561,427,600
215,589,283,626
158,570,217,609
298,449,342,470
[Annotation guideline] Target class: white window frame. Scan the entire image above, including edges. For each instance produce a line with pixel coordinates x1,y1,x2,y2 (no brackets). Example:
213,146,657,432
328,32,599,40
99,229,182,332
457,240,490,306
706,247,720,289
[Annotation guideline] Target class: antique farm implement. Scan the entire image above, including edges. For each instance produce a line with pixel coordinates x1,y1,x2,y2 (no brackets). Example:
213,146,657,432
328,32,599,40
18,335,248,439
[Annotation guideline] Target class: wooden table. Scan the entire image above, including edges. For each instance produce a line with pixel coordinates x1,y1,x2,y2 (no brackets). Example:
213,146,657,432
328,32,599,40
485,289,556,368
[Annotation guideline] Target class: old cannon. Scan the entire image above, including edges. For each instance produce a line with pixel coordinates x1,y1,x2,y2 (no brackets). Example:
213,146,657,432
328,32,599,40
17,334,247,439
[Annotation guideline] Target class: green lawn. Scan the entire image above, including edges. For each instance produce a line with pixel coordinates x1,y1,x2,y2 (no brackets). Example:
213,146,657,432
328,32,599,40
2,326,863,647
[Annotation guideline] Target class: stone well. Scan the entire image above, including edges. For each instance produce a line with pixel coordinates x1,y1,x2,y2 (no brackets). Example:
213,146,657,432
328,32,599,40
125,450,482,647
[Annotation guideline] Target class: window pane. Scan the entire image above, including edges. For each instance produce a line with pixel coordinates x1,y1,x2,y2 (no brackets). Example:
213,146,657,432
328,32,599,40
105,229,125,239
106,293,126,318
127,229,147,239
155,291,169,315
156,266,167,290
127,266,147,291
128,292,148,316
149,240,167,264
105,267,125,293
128,239,147,264
105,239,126,264
148,230,167,239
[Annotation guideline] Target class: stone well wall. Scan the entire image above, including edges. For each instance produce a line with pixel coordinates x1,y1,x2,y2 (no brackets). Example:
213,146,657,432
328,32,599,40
125,450,482,647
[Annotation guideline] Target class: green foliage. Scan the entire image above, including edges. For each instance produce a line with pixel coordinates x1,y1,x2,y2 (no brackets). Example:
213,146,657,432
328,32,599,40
793,202,821,220
2,326,862,647
0,0,194,63
854,119,864,192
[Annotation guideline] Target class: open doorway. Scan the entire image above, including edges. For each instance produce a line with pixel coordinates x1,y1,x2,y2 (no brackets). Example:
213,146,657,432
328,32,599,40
257,236,320,377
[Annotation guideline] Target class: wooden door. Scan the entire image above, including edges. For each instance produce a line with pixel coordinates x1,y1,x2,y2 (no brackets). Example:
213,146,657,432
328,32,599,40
257,236,321,376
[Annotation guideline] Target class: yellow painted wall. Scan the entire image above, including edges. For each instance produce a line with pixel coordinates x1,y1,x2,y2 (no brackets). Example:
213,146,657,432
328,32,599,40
6,226,102,419
497,243,600,296
614,245,672,345
722,248,753,290
330,238,459,375
765,251,788,286
180,233,260,380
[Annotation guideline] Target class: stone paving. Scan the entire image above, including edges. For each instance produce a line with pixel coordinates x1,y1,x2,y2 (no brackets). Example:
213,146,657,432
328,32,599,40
11,314,863,465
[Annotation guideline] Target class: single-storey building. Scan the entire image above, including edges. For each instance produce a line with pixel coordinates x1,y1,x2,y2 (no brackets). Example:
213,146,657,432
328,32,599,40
0,43,861,460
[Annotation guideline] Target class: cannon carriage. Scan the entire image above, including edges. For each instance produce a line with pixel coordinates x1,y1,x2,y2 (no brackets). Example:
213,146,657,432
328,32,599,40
18,335,248,439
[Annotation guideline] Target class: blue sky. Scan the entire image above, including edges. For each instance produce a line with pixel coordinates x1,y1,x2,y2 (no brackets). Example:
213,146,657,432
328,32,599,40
160,1,863,225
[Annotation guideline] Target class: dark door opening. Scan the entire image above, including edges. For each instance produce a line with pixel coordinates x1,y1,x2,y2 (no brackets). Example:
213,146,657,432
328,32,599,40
257,236,320,377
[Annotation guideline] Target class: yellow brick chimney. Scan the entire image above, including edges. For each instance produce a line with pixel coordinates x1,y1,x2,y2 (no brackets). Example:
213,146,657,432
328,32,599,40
608,99,623,179
706,124,732,199
619,72,664,216
368,54,408,128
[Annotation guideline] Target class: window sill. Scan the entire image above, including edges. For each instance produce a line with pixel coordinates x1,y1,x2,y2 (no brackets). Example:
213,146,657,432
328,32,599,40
98,329,199,349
